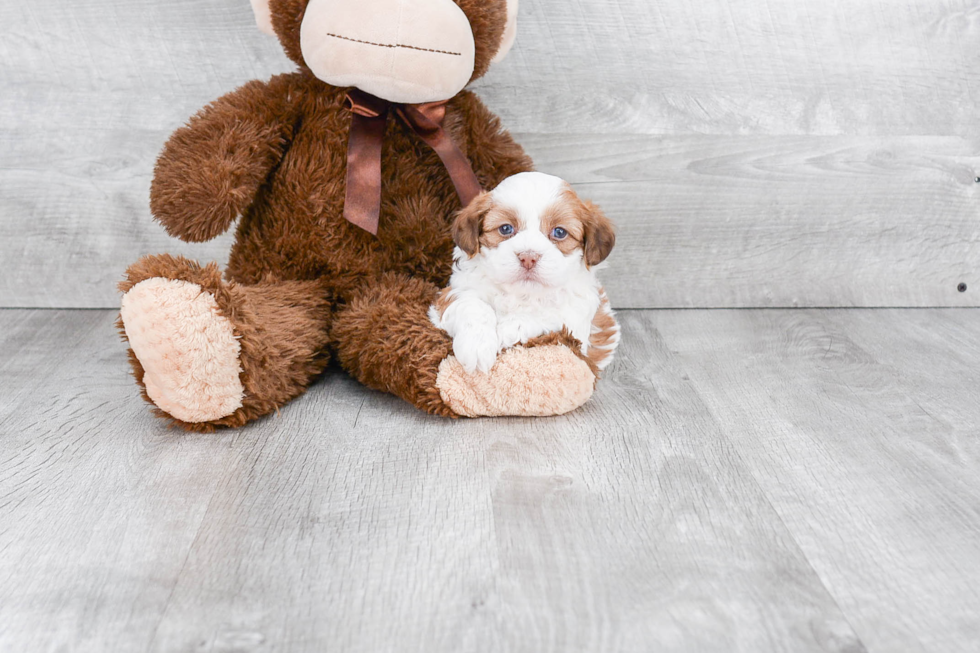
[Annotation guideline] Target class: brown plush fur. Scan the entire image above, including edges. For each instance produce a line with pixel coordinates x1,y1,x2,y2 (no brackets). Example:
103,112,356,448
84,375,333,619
119,254,334,432
121,0,597,429
330,273,456,417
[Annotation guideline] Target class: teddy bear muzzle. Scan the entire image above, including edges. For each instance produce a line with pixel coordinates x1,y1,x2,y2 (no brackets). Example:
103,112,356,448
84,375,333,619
299,0,477,105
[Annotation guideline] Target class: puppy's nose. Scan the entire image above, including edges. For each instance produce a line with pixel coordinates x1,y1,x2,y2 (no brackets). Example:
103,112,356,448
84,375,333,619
517,251,541,270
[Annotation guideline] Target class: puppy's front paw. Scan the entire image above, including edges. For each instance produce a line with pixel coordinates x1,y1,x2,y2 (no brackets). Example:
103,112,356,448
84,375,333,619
496,318,523,350
453,329,499,374
497,317,543,350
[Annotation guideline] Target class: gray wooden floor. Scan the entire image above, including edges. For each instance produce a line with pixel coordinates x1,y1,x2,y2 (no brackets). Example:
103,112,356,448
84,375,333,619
1,308,978,653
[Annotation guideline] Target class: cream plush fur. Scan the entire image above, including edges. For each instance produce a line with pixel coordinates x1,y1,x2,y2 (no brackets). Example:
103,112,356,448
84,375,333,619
120,279,245,423
492,0,519,63
300,0,476,104
436,344,595,417
251,0,519,104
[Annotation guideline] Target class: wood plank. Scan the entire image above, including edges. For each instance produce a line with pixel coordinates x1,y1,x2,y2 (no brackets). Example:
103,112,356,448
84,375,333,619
477,0,980,136
3,133,977,309
476,321,864,653
542,134,980,308
833,309,980,445
144,315,862,652
652,309,980,652
2,0,980,309
0,310,258,651
7,0,974,139
0,309,864,652
0,0,274,309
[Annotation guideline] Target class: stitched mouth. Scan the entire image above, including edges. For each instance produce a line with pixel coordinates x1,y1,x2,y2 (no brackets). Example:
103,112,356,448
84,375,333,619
325,32,462,57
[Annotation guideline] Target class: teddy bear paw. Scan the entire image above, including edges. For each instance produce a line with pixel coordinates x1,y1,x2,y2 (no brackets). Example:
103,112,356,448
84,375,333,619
120,278,244,424
435,342,596,417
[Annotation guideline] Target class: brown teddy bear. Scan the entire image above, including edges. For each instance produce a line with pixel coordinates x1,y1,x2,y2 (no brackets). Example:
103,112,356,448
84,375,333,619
118,0,610,431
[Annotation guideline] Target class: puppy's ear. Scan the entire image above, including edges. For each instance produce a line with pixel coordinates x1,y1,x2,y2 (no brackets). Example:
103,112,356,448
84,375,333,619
452,192,493,257
582,200,616,267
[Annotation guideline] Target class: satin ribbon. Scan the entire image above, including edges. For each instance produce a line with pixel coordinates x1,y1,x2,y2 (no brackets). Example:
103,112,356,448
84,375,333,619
343,88,483,236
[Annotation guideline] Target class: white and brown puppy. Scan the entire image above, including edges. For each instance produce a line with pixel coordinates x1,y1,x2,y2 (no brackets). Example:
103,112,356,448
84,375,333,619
430,172,619,374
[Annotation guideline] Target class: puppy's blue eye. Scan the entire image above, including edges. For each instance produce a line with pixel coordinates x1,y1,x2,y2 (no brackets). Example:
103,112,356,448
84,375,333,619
552,227,568,240
498,224,515,236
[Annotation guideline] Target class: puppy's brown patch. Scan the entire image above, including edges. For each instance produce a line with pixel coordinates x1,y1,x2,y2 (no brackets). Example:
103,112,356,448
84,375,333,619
433,287,456,320
452,192,494,256
540,189,586,256
581,198,616,268
479,206,523,249
539,186,615,266
587,289,618,369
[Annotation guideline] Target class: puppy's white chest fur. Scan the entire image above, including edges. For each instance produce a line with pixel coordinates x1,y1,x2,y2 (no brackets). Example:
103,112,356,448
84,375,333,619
429,257,604,375
470,261,600,350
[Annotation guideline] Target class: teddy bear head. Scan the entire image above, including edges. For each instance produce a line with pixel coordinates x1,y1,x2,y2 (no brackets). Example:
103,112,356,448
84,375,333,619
250,0,519,104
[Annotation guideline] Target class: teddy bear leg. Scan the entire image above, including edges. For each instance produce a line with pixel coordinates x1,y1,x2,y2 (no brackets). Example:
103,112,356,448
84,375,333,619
330,273,458,416
330,273,597,418
118,254,333,431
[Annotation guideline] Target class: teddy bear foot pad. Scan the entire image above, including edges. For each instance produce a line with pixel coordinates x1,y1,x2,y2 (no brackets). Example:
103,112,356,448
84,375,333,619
120,278,244,423
436,345,596,417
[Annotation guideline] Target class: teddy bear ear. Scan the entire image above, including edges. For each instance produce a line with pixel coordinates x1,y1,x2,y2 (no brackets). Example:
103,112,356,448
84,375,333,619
491,0,519,63
249,0,277,36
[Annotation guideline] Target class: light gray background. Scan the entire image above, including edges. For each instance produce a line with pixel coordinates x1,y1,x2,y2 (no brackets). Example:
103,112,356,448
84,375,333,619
2,0,978,308
3,4,980,651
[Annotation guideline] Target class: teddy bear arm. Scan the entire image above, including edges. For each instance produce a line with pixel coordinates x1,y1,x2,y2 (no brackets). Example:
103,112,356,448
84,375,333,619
149,77,297,243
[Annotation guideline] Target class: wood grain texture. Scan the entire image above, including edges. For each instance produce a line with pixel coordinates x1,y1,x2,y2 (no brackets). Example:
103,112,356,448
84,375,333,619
476,0,980,136
2,0,979,308
652,309,980,652
0,308,883,653
536,134,980,308
4,308,980,651
0,0,281,309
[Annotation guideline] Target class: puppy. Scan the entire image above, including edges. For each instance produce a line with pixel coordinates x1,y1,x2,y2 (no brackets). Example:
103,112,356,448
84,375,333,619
429,172,619,374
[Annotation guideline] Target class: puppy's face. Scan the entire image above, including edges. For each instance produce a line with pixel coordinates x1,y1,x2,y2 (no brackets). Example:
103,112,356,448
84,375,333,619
452,172,615,287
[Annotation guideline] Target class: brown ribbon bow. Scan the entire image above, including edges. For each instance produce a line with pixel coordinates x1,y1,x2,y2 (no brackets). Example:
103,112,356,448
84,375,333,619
343,88,483,236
